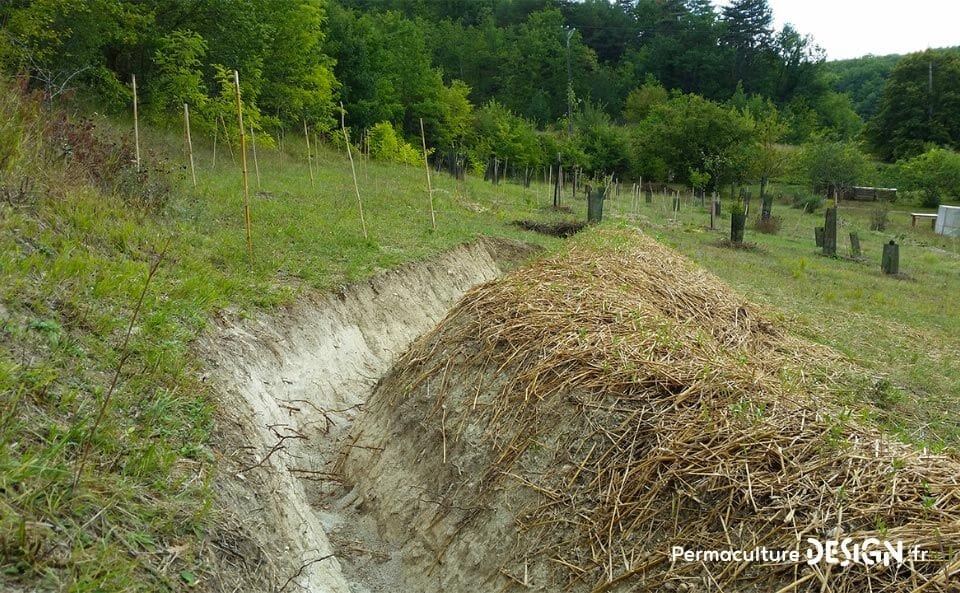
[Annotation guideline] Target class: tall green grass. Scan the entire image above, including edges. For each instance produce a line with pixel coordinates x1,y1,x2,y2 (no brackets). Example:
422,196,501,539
0,88,568,591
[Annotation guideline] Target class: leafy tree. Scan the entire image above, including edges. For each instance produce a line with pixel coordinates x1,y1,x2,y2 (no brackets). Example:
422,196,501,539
900,147,960,208
148,30,208,123
624,78,668,124
630,92,757,192
627,0,731,101
868,49,960,161
772,24,825,104
257,0,338,130
368,120,421,166
575,102,629,176
428,79,474,150
802,140,868,199
0,0,150,107
742,98,787,198
469,99,541,172
501,9,596,125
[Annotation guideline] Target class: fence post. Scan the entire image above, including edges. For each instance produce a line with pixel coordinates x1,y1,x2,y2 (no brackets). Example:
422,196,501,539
183,103,197,187
233,71,253,264
131,74,141,173
849,232,861,258
823,207,837,256
881,240,899,275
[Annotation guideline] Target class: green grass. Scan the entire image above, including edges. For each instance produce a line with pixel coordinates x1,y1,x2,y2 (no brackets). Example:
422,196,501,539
0,109,570,591
599,187,960,448
4,102,960,592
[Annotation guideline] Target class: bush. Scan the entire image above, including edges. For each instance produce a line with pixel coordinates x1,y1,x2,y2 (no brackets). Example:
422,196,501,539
752,215,783,234
899,147,960,208
870,204,889,231
368,121,421,166
48,115,172,211
791,193,823,212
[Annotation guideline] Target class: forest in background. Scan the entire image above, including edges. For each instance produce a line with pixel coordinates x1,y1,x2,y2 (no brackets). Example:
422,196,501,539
3,0,960,205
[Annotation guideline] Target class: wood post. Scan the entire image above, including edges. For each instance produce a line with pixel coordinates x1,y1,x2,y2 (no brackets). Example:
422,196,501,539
823,207,837,256
710,193,717,230
881,240,899,274
183,103,196,187
731,210,746,244
761,195,773,221
212,119,218,168
419,118,436,231
554,164,562,208
303,119,314,188
220,115,234,161
249,124,261,190
815,227,824,248
131,74,140,173
341,103,368,240
587,185,604,223
849,232,861,258
233,71,253,263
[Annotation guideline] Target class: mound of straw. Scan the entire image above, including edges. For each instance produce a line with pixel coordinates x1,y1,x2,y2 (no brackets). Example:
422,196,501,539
350,229,960,592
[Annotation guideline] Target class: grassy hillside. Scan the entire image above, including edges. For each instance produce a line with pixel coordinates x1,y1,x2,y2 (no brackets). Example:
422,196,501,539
620,189,960,447
0,87,566,592
3,83,960,592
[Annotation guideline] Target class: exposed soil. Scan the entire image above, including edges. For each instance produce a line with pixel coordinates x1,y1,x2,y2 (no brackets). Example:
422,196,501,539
511,219,586,237
196,238,539,593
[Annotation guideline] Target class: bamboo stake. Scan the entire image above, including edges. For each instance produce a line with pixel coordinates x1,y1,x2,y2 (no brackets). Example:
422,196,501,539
131,74,141,172
212,120,218,168
234,71,254,263
220,115,235,161
419,118,436,230
249,124,261,190
183,103,197,187
341,103,368,239
303,119,314,187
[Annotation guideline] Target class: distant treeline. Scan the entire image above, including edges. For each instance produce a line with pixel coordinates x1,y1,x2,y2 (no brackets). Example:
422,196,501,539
3,1,960,199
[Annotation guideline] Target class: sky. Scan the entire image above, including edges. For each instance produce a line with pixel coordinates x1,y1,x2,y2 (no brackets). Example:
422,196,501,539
719,0,960,60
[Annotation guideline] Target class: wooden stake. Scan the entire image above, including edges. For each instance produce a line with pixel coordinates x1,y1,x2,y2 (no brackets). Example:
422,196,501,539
183,103,197,187
303,119,314,187
249,124,261,190
419,118,436,230
233,71,253,263
341,103,368,240
212,120,218,168
220,115,235,161
131,74,141,172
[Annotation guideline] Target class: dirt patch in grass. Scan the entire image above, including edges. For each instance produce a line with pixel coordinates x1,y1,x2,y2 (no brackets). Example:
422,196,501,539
512,219,586,237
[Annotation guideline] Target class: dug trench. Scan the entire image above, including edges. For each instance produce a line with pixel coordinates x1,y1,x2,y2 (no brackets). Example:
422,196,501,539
196,237,541,593
198,230,960,593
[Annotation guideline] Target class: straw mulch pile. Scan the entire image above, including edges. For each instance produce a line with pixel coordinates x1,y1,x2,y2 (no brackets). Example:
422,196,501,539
344,229,960,593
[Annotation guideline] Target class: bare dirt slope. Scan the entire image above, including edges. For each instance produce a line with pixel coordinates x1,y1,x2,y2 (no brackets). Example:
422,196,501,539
196,238,537,592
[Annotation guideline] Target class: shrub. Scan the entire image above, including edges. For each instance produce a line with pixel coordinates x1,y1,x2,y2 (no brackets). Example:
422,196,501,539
899,147,960,208
48,115,172,211
791,193,822,213
752,215,783,234
368,121,421,166
870,204,889,231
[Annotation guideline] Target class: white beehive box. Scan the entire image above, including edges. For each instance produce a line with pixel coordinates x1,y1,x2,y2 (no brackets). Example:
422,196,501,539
936,205,960,237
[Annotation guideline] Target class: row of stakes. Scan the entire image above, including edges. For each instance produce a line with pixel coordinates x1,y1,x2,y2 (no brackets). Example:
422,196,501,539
129,71,440,266
814,207,900,275
584,186,903,276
